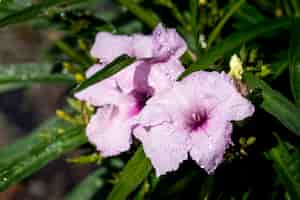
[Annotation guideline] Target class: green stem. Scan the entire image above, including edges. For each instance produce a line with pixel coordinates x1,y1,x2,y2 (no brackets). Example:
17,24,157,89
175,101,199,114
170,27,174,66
189,0,199,50
283,0,293,17
107,146,152,200
168,3,186,26
290,0,300,16
207,0,245,47
116,0,160,29
55,40,92,69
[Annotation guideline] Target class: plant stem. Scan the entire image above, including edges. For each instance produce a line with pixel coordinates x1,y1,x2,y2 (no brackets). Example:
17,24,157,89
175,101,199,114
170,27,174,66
55,40,92,69
290,0,300,16
207,0,245,48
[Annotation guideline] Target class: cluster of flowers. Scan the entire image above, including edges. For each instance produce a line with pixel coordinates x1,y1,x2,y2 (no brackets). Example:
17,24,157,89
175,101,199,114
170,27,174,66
75,24,254,176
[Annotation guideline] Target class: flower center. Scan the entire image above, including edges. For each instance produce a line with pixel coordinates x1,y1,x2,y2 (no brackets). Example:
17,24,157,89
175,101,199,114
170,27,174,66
186,110,208,132
134,90,152,110
128,89,153,117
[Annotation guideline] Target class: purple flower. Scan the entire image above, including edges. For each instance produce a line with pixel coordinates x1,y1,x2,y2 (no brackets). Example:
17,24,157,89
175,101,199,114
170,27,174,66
75,24,186,157
134,71,255,176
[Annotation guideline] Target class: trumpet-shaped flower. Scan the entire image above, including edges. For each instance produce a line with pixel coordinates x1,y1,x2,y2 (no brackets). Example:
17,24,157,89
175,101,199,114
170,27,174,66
134,71,254,176
75,24,186,157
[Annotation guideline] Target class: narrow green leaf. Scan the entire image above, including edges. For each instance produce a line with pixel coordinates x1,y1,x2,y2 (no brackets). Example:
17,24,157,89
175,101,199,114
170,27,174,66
107,147,152,200
179,19,291,80
290,0,300,17
155,0,185,25
0,117,68,169
66,153,102,164
74,55,135,92
271,59,289,80
288,19,300,106
0,0,32,18
55,40,93,69
266,133,300,199
0,120,87,191
207,0,245,47
0,0,83,27
234,2,268,29
116,0,160,29
0,63,75,85
244,73,300,136
65,168,107,200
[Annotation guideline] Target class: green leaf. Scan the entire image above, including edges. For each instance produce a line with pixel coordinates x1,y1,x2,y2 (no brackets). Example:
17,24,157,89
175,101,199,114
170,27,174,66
0,0,32,18
55,40,93,69
0,0,32,10
107,147,152,200
0,117,68,169
66,153,102,164
0,118,87,191
0,0,84,27
179,19,291,80
267,50,289,80
244,73,300,136
266,133,300,199
74,55,135,92
0,63,75,85
288,19,300,106
116,0,160,29
65,168,107,200
207,0,245,47
234,2,268,29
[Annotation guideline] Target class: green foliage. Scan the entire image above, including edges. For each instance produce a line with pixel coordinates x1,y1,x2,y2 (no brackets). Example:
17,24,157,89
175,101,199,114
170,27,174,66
0,0,85,27
289,18,300,106
179,19,291,80
266,133,300,199
74,55,135,92
107,147,152,200
244,73,300,136
0,117,87,191
0,117,67,168
0,63,75,85
0,0,300,199
116,0,160,28
207,0,246,47
66,168,107,200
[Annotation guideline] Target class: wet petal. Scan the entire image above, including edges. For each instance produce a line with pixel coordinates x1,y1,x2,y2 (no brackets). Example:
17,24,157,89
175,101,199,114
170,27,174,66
134,124,190,176
189,118,232,174
87,106,134,157
148,59,184,93
74,79,122,106
90,32,133,62
152,23,187,60
132,34,154,59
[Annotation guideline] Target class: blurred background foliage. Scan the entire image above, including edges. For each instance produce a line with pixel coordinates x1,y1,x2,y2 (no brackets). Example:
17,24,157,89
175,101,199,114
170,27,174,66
0,0,299,199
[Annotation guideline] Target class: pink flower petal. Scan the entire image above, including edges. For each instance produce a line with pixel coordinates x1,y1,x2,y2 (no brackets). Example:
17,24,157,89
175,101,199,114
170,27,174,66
74,80,122,107
137,103,172,126
132,34,154,59
152,23,187,60
90,32,133,63
87,105,134,157
148,59,184,93
134,124,190,176
137,71,254,175
189,118,232,174
218,93,255,121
